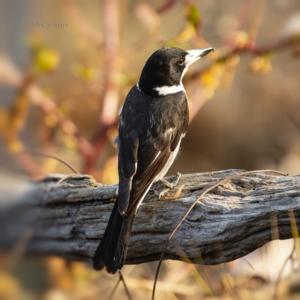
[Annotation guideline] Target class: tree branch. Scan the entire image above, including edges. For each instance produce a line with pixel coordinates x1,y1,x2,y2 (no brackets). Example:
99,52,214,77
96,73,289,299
1,169,299,267
190,35,300,82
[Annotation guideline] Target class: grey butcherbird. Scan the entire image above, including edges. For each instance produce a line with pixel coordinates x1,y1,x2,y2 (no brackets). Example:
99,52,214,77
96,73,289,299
93,46,214,274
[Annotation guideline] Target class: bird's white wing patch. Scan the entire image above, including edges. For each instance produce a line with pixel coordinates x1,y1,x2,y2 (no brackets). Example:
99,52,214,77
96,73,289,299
136,182,154,212
150,151,161,165
154,133,184,182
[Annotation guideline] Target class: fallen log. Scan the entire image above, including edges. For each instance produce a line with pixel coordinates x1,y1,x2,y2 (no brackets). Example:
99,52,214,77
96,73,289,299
1,169,299,267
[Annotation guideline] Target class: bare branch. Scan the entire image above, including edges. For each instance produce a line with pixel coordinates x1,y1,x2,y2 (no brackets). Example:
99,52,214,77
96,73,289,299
1,170,300,267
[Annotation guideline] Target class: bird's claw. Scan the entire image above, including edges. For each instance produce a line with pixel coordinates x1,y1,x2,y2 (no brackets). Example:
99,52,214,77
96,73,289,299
157,172,181,199
158,188,170,200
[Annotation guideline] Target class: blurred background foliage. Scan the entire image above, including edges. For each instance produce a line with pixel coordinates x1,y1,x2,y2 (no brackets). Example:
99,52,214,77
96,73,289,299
1,0,300,299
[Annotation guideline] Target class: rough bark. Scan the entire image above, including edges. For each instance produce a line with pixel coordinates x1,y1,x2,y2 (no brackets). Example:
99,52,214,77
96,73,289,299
1,169,300,266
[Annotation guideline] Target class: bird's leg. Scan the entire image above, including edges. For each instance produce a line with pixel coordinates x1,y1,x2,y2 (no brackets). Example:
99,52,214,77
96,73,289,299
160,172,181,188
158,172,181,199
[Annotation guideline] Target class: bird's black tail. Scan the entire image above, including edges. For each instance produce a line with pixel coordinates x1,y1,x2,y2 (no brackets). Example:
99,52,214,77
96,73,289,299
92,200,135,274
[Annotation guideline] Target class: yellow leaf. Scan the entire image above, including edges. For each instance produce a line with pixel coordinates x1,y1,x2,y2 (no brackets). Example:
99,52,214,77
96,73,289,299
226,54,240,67
177,24,196,43
43,156,58,173
7,136,24,153
106,127,118,144
35,48,59,73
63,135,78,149
201,64,224,89
72,64,97,81
250,56,264,73
261,58,272,73
102,156,118,184
44,113,58,128
250,56,272,73
234,31,249,48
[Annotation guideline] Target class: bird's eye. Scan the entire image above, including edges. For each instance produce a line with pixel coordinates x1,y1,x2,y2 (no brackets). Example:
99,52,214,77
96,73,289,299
177,58,185,66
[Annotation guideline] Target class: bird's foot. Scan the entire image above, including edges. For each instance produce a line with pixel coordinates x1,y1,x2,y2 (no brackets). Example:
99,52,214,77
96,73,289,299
158,172,181,199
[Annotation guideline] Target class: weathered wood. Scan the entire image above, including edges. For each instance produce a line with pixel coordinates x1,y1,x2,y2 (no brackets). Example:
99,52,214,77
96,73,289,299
1,169,300,267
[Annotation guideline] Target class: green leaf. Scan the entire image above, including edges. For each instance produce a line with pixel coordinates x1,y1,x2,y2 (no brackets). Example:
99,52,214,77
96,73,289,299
187,5,201,30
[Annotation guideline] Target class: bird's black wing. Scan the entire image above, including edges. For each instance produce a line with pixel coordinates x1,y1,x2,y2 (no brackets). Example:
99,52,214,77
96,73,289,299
117,87,188,216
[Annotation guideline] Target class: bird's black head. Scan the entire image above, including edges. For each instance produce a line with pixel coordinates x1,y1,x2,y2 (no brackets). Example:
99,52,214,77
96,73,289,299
138,46,213,96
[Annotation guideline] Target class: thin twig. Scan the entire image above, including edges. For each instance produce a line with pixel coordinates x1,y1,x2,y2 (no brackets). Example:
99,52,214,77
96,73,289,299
63,0,103,48
107,276,120,300
119,270,132,300
247,0,267,45
53,173,81,189
107,270,132,300
7,228,33,271
84,0,120,175
25,148,80,174
273,241,296,300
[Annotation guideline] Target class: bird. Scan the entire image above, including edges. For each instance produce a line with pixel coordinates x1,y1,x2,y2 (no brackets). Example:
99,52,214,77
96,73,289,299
93,46,213,274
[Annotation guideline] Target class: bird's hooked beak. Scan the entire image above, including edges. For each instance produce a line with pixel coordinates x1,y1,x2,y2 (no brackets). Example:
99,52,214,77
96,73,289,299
185,47,214,66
